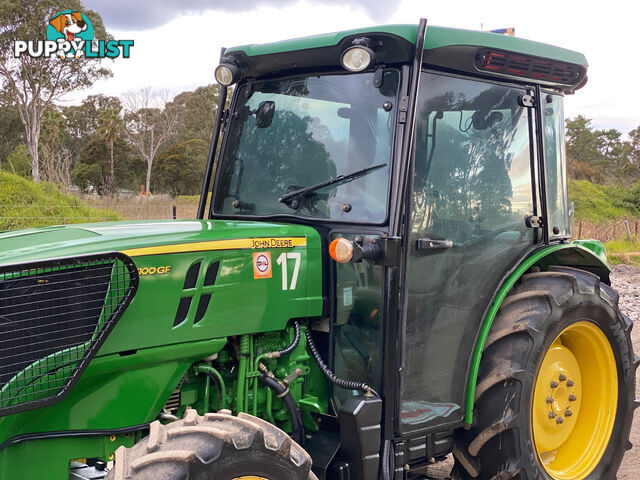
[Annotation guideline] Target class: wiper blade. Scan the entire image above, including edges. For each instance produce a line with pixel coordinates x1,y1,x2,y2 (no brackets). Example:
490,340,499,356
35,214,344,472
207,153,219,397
279,163,387,205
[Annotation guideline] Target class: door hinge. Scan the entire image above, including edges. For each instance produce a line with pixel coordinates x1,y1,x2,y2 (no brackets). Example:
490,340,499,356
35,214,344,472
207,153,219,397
518,94,535,108
525,215,543,228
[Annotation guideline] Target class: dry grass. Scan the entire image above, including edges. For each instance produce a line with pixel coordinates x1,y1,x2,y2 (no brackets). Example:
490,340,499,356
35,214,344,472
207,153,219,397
81,194,199,220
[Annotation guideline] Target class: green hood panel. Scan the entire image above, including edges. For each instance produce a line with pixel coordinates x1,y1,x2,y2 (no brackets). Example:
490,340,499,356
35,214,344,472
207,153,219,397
0,220,324,354
0,220,317,264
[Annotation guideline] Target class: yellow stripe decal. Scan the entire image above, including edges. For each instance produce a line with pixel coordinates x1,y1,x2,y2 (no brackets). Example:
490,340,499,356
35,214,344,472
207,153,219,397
121,236,307,257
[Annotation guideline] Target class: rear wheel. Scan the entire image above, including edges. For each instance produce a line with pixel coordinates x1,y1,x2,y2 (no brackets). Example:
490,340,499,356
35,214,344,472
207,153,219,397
453,267,637,480
106,409,316,480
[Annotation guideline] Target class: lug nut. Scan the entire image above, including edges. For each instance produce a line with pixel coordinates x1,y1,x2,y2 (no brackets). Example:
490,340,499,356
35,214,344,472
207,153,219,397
569,394,577,402
548,411,556,419
556,416,564,424
566,380,574,387
550,381,559,388
565,409,573,417
546,396,554,404
559,374,567,381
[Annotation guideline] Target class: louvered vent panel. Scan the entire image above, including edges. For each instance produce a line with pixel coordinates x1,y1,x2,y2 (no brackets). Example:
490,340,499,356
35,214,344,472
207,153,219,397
475,48,582,85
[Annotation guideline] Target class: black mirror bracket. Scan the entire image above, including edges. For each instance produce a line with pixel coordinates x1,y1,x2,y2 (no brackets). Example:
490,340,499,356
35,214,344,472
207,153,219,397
351,236,401,267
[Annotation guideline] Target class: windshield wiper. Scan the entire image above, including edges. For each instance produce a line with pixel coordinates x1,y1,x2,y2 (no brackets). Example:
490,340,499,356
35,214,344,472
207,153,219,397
279,163,387,205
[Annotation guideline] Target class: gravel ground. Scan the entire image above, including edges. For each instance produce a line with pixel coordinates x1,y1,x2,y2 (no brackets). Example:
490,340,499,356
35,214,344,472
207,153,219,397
614,264,640,479
423,264,640,480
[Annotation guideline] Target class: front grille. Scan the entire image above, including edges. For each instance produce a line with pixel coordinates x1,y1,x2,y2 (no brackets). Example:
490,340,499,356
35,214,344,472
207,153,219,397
0,253,138,416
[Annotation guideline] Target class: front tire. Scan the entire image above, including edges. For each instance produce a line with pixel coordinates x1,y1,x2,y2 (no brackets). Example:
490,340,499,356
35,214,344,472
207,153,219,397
106,409,317,480
453,267,637,480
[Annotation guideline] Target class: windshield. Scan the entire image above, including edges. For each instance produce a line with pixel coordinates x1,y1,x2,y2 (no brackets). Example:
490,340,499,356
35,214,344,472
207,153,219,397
212,71,399,223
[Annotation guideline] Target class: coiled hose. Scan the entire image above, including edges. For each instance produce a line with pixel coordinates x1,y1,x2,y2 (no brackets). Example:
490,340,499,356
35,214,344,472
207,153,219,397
304,328,378,396
268,320,301,358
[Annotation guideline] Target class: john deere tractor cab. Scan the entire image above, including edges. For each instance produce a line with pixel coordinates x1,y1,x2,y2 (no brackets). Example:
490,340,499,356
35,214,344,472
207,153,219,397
0,19,635,480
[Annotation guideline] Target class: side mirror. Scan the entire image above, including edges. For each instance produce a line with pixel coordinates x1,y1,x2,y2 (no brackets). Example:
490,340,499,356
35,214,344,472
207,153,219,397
255,100,275,128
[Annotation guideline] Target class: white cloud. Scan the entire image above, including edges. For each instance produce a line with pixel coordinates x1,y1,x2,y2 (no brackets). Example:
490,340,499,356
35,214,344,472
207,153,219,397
65,0,639,133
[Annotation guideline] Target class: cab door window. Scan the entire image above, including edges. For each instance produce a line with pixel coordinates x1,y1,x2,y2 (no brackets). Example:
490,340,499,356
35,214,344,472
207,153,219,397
399,72,536,431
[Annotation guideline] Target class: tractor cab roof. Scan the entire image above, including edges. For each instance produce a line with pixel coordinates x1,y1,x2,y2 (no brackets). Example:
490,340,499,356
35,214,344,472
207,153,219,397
224,24,588,93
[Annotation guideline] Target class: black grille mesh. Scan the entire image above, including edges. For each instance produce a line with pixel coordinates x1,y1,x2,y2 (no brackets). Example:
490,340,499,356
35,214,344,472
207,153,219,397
475,48,582,85
0,253,137,416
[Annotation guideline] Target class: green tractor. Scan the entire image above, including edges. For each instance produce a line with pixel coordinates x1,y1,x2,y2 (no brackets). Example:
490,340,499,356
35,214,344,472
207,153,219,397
0,18,636,480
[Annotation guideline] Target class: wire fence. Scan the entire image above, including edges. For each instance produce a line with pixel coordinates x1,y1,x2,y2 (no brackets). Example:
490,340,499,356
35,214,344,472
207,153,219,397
1,201,639,245
575,219,640,243
0,196,200,231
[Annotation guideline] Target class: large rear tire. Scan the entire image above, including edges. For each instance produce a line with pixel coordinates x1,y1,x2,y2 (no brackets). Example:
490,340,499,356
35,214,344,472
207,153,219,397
453,267,637,480
106,408,317,480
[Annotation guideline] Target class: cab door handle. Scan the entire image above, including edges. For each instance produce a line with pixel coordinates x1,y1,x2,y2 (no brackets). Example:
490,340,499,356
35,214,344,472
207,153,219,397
416,238,453,250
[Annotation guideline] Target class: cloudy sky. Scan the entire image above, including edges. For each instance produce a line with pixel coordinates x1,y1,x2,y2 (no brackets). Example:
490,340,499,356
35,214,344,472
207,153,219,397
77,0,638,134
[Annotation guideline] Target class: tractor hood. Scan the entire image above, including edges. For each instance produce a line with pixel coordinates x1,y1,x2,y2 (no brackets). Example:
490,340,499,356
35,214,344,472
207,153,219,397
0,220,324,354
0,220,318,265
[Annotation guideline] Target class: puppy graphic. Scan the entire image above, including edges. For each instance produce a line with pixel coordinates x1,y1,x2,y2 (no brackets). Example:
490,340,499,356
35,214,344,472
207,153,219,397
49,11,87,58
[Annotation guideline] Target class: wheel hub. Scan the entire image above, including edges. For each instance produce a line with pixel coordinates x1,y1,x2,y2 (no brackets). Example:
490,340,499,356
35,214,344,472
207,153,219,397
533,343,582,452
531,321,618,480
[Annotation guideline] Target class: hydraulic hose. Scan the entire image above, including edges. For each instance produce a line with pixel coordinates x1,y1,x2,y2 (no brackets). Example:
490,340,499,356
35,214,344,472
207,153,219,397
253,321,302,416
258,373,304,446
304,328,378,396
195,364,226,410
267,320,301,359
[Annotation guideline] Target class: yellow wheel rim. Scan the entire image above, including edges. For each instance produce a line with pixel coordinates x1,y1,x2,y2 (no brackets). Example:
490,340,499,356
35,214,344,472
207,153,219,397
532,321,618,479
232,477,269,480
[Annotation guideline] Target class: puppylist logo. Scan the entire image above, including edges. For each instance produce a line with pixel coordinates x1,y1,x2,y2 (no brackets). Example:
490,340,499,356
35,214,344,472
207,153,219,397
13,10,133,59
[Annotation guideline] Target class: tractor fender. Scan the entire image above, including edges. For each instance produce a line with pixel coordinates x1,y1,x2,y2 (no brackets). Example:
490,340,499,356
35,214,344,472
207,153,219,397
463,241,610,424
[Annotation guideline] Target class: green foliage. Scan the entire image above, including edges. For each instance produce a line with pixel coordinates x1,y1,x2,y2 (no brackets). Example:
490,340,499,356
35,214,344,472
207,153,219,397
171,84,223,142
4,144,31,177
568,179,640,223
72,137,144,194
0,105,24,166
566,116,640,186
0,171,120,231
152,138,208,196
0,0,112,182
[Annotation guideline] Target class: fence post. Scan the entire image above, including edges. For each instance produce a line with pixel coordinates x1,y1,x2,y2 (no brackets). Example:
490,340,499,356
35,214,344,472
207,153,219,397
636,220,638,238
624,220,632,239
578,220,582,239
172,205,177,220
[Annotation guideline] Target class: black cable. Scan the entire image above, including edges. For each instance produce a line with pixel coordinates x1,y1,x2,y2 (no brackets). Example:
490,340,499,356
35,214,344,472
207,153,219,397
258,373,304,446
275,320,300,357
206,371,224,408
304,328,375,395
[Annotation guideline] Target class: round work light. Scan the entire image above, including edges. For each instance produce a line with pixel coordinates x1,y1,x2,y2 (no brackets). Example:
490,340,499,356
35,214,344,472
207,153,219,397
340,46,375,72
329,238,354,263
214,64,240,86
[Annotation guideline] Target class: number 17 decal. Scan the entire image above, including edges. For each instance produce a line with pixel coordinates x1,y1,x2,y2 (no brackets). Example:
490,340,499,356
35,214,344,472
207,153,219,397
276,252,301,290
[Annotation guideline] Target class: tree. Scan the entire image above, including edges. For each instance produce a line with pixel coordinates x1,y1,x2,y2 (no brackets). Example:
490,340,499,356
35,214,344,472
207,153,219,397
171,84,225,142
152,138,208,196
5,144,31,177
62,94,121,170
72,136,142,194
122,88,181,193
96,107,123,193
40,107,71,187
0,0,111,182
0,104,25,168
